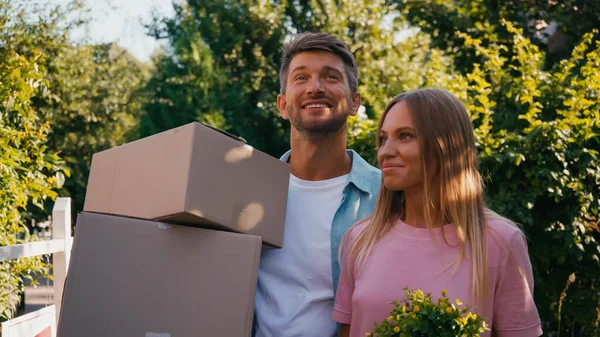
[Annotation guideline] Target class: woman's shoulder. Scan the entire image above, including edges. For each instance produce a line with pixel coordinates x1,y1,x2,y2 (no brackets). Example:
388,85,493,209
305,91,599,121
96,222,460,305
485,212,528,264
486,217,523,240
346,216,373,241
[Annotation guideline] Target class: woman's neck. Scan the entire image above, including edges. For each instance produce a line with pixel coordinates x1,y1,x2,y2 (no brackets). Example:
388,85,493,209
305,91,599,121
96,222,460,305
403,186,440,228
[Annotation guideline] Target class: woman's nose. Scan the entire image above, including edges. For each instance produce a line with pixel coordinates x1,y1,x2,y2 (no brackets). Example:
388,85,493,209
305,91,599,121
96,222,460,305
378,138,397,160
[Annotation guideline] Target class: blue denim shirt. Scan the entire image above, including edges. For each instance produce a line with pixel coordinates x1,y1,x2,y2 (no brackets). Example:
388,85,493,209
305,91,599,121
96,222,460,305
279,149,381,293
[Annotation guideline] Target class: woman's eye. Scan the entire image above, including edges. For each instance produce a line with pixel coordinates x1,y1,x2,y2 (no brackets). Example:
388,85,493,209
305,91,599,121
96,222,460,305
380,136,387,144
399,133,414,140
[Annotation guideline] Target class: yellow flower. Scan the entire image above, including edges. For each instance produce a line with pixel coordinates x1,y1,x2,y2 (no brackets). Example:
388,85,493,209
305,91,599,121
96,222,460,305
394,326,401,333
401,305,407,313
445,307,453,314
396,314,401,320
455,299,463,306
387,315,393,321
442,289,447,297
413,305,420,312
366,333,372,337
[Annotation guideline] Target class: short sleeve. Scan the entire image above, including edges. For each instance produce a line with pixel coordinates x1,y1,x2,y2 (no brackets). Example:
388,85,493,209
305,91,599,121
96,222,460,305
493,232,543,337
332,226,360,324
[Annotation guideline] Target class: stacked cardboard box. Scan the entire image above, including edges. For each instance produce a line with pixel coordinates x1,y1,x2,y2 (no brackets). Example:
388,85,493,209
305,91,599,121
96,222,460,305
57,122,290,337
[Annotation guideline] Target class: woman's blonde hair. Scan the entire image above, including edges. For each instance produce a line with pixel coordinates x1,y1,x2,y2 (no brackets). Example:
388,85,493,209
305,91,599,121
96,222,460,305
343,88,516,304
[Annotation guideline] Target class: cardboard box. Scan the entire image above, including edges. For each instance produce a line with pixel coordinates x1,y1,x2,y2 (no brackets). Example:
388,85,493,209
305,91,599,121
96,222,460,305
57,212,262,337
83,122,289,248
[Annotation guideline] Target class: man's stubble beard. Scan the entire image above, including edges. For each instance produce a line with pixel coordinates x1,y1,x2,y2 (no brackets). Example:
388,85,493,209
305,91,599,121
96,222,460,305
287,98,352,138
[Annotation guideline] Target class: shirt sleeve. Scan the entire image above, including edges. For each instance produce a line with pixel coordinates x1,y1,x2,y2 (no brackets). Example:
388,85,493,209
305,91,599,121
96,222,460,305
493,231,543,337
332,227,357,324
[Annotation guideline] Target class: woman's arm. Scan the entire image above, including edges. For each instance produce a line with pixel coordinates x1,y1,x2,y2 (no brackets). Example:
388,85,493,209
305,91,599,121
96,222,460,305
493,230,543,336
339,324,351,337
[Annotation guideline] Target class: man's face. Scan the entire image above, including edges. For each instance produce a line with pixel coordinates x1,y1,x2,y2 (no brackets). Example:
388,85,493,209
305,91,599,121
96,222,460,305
277,51,360,135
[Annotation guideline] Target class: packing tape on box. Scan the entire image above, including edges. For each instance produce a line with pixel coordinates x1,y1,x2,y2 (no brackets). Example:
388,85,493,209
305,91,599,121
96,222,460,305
146,333,170,337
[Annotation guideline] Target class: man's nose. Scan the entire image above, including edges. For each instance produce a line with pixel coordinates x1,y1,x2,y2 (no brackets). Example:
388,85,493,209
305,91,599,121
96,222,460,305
306,77,324,95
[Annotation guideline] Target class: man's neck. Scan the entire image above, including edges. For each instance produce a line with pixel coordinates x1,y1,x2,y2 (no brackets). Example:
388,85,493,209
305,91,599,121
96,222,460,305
288,127,352,181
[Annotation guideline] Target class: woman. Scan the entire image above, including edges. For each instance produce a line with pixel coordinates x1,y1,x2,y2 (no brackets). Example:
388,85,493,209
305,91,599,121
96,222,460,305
333,88,542,337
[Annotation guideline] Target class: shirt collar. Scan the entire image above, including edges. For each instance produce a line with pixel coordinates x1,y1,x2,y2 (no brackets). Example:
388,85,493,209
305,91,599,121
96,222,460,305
279,149,375,195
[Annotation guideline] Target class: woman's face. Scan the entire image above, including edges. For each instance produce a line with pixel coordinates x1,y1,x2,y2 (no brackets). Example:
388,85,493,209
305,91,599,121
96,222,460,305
377,101,424,193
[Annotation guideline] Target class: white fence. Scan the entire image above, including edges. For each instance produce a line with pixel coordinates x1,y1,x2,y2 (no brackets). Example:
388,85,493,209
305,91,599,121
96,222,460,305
0,197,73,325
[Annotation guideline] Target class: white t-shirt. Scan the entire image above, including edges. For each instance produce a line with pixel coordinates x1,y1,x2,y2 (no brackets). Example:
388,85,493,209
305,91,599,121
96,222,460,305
254,173,349,337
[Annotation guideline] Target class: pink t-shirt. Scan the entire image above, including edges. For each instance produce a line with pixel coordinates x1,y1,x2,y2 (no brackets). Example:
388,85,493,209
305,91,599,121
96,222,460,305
333,218,543,337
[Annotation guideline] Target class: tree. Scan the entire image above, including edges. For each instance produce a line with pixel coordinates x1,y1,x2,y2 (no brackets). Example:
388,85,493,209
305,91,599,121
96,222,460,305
396,0,600,70
141,0,289,156
0,0,67,320
35,42,150,221
6,0,150,222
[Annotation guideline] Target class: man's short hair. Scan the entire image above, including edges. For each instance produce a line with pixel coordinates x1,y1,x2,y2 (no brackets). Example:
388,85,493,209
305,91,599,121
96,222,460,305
279,32,358,94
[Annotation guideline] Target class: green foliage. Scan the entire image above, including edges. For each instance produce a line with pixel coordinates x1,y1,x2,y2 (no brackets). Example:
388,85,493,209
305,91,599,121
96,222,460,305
397,0,600,69
371,289,488,337
459,23,599,337
6,0,150,221
141,0,288,156
35,41,150,221
0,0,67,319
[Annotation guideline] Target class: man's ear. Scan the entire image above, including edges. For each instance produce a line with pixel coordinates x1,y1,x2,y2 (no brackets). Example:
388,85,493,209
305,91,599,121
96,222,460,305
277,94,289,120
349,93,361,116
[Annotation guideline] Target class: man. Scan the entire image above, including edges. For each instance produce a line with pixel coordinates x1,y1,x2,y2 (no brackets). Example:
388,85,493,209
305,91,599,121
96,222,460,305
254,32,381,337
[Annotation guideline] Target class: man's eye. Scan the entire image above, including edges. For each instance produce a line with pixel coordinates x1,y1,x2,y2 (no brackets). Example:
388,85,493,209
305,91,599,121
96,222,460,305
294,75,307,81
325,75,338,80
